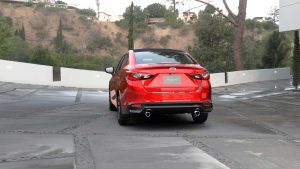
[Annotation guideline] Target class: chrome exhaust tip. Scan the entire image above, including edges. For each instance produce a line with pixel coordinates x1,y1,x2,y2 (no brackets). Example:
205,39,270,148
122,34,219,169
145,110,152,118
193,109,201,117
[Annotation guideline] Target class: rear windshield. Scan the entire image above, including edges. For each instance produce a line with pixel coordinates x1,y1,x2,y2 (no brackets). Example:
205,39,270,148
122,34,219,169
134,51,195,65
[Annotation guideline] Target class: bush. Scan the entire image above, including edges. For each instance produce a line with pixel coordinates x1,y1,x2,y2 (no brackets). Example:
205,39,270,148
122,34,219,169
87,35,113,51
28,46,61,67
5,16,13,26
115,32,122,42
78,16,91,28
159,35,171,46
142,33,156,45
180,26,190,36
77,8,97,17
0,36,30,62
37,2,45,7
25,1,33,7
36,31,48,40
60,54,116,71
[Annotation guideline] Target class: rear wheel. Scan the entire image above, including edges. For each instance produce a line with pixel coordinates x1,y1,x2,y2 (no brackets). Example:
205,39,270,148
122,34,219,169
117,95,130,125
192,112,208,124
109,92,117,111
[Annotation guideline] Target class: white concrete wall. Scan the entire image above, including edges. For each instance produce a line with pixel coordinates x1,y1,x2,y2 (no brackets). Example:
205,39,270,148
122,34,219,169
0,59,291,89
0,59,53,86
226,68,290,86
0,59,111,89
53,67,111,89
210,73,226,88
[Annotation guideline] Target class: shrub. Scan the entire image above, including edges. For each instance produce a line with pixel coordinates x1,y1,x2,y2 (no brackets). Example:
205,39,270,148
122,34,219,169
28,46,61,67
77,8,97,17
180,26,190,36
78,16,91,28
25,1,33,7
115,32,122,42
87,35,113,51
5,16,13,26
159,35,170,46
142,33,156,45
0,36,30,62
36,31,48,40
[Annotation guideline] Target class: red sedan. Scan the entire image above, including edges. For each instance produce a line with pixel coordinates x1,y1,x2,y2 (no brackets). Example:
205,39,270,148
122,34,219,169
105,49,213,125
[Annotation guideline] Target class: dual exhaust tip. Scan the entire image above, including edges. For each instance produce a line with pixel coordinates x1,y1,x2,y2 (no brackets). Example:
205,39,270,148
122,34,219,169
144,108,201,118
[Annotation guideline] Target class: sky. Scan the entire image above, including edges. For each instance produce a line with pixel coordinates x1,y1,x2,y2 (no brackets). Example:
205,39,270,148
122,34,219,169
63,0,279,18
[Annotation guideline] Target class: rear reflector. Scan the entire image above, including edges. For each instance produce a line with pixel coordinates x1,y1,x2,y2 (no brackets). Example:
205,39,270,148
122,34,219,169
203,102,211,107
131,104,142,108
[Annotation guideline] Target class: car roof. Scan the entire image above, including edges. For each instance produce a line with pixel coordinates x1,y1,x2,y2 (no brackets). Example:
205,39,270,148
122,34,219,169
133,48,185,53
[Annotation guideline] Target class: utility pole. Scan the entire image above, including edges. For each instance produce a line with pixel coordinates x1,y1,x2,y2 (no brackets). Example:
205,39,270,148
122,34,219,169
96,0,100,20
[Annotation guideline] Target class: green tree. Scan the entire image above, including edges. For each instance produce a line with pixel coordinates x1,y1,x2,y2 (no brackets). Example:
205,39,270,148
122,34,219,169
0,16,12,53
15,24,26,41
262,31,291,68
21,24,25,41
144,3,166,18
164,9,184,28
189,6,234,73
53,19,64,53
293,31,300,90
128,2,134,50
0,36,29,62
116,4,146,30
193,0,248,71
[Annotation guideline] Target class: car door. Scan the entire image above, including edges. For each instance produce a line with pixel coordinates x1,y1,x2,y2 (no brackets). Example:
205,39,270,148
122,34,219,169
110,54,128,106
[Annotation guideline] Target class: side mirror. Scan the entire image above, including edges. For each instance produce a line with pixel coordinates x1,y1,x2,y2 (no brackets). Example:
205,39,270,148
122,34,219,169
105,67,114,74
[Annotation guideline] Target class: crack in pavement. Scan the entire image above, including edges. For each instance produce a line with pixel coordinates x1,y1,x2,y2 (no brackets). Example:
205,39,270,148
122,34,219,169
184,137,245,169
0,153,74,164
221,104,300,147
0,88,16,94
75,88,82,104
74,135,96,169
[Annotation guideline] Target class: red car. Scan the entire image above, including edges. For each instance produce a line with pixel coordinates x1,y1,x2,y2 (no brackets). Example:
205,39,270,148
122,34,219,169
105,49,213,125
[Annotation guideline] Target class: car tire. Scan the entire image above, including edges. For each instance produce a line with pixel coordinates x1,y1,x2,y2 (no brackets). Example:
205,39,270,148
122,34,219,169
109,92,117,111
117,95,130,126
192,112,208,124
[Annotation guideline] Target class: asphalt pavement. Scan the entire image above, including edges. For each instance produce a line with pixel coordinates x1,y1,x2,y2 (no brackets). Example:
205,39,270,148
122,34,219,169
0,80,299,169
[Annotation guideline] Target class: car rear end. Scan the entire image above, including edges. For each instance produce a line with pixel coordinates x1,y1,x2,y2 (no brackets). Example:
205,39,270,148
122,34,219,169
123,49,213,120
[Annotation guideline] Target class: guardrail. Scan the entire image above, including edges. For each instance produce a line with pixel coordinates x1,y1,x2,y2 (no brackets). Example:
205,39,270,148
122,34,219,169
0,59,291,89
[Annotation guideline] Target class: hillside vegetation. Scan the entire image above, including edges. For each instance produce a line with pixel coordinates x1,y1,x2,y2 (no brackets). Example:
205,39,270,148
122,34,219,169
0,2,290,72
0,3,195,57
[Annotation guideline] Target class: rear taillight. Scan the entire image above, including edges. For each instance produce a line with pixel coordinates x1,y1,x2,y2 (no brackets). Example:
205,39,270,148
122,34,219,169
191,72,210,80
127,73,154,81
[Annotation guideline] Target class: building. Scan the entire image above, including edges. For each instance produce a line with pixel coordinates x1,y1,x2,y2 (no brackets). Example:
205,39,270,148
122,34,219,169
178,11,197,23
98,12,123,22
145,17,166,24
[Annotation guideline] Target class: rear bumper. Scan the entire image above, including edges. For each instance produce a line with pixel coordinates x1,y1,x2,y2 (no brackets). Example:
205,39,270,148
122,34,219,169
126,102,213,115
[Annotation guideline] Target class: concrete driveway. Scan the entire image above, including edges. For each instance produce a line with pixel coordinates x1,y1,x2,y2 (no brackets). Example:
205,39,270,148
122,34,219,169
0,80,299,169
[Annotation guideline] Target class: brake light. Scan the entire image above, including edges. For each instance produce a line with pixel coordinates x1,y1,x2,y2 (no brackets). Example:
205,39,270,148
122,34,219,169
127,73,154,81
191,72,210,80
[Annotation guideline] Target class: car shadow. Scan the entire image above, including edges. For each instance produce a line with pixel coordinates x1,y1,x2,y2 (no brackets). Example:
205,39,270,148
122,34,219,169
127,114,209,130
